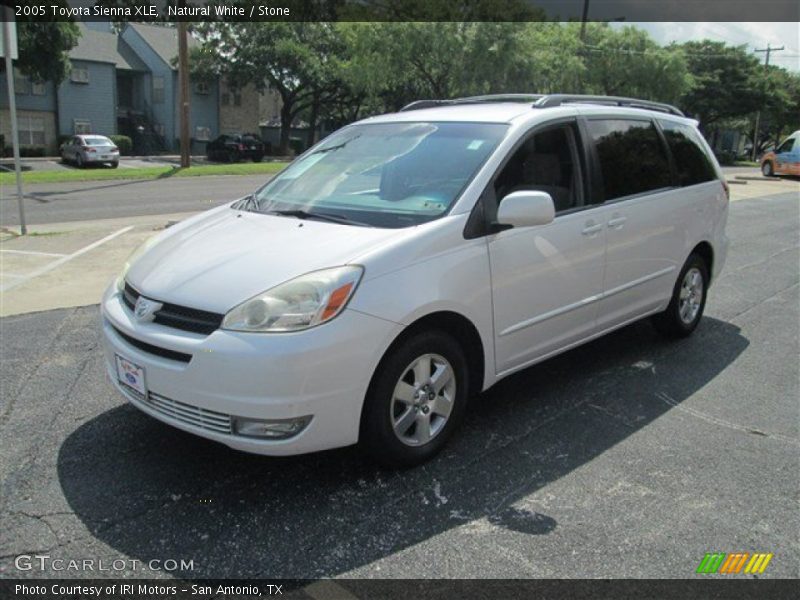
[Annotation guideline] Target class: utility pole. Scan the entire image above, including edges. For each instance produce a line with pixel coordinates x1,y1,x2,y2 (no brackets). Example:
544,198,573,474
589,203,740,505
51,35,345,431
2,9,27,234
178,18,191,168
751,43,785,161
578,0,590,93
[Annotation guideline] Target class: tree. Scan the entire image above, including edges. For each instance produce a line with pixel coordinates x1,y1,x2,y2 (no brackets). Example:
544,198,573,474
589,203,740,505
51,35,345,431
195,22,350,153
581,24,690,104
679,40,763,130
10,21,80,84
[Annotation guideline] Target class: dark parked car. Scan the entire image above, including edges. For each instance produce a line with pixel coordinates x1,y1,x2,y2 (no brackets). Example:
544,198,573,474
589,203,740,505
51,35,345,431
206,134,265,163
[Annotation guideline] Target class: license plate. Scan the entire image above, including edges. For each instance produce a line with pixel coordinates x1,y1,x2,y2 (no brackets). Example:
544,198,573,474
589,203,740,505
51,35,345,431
101,155,111,159
115,354,147,397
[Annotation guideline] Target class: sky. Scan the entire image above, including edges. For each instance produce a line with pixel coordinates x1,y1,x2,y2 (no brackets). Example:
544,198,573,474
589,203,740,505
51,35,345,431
615,22,800,72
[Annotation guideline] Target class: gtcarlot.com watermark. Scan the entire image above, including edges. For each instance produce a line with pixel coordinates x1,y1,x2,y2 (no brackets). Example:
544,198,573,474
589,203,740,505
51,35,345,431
14,554,194,573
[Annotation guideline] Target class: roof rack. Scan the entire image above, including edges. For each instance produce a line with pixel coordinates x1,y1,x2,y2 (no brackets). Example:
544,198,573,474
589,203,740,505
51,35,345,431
399,94,544,112
533,94,684,117
399,93,684,117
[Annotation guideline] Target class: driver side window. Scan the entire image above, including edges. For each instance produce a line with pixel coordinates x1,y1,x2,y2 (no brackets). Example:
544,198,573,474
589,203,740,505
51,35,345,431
493,122,584,214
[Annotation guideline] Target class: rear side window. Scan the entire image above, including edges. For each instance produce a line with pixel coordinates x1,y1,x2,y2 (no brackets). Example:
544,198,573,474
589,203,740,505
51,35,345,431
660,121,717,186
587,119,671,201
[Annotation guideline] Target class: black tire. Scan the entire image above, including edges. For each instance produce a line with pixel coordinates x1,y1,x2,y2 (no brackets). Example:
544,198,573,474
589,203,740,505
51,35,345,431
651,253,709,338
110,161,119,169
75,154,84,168
762,160,774,177
227,150,239,163
360,330,470,468
252,153,263,163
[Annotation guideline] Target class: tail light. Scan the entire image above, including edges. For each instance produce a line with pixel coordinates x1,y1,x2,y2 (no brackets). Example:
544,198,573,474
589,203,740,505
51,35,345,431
238,144,245,151
111,146,119,152
85,147,97,153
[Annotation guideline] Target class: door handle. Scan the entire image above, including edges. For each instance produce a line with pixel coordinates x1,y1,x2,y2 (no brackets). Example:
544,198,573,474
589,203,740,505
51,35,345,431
607,216,627,229
582,222,603,236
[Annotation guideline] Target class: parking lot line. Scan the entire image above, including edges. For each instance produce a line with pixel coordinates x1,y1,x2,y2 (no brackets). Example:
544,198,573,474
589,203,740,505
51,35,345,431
0,249,67,257
0,226,134,293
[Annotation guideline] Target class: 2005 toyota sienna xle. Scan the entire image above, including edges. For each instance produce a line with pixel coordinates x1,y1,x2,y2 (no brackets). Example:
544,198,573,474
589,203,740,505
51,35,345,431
102,94,729,467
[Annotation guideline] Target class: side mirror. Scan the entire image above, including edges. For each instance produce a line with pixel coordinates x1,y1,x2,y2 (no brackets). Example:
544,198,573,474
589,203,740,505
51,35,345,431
495,191,555,230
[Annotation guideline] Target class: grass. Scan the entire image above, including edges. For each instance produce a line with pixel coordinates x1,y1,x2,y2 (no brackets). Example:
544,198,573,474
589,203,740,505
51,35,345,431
0,161,286,186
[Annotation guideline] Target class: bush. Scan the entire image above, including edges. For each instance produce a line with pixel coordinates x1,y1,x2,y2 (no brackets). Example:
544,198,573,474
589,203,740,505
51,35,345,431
714,149,736,166
57,134,72,148
110,135,133,156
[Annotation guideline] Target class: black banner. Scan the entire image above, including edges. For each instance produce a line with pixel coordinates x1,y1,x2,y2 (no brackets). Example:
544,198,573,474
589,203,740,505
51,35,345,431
1,579,798,600
2,0,799,22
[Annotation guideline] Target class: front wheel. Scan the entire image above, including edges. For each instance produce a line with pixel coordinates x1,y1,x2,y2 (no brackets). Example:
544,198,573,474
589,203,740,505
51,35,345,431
651,254,709,338
360,330,469,468
762,161,775,177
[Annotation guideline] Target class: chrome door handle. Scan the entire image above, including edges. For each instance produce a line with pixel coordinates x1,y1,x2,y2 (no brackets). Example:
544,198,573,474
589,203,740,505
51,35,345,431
608,216,627,228
582,222,603,236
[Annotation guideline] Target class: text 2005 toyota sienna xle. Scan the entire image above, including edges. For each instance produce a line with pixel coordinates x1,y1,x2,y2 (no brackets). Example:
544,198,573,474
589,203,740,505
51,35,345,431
103,94,729,467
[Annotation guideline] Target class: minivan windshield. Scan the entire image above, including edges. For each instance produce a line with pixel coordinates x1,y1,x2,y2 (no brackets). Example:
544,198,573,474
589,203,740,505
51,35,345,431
249,122,507,228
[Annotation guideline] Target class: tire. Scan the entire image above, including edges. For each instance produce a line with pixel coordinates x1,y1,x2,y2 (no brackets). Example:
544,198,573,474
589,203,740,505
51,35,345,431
227,150,239,163
75,154,84,168
110,161,119,169
252,154,263,163
762,161,774,177
651,253,709,338
360,330,470,468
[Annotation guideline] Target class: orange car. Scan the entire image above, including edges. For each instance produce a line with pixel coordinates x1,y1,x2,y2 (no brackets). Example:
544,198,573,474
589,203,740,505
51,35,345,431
761,130,800,177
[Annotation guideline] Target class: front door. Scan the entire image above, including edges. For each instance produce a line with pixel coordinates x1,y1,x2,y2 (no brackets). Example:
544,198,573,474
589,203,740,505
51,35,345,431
488,120,606,374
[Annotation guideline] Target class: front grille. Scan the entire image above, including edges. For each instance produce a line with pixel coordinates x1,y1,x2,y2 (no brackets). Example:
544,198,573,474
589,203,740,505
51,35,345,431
124,282,224,335
133,391,233,435
111,324,192,363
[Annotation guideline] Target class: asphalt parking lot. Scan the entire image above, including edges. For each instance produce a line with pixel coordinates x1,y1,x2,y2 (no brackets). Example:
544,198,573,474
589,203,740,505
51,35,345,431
0,186,798,580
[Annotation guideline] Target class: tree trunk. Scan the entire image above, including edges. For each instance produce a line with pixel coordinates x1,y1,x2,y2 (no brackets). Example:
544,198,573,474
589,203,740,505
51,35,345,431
307,92,319,149
279,102,293,156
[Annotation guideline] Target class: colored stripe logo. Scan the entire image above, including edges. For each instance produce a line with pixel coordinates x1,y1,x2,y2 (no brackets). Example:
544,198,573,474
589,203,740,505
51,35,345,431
696,552,773,574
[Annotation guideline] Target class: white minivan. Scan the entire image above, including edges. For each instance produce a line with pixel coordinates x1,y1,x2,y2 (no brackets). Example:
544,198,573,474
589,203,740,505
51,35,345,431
102,94,729,467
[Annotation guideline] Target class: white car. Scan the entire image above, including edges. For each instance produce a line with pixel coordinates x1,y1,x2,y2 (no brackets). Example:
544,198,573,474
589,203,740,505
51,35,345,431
61,135,120,168
102,94,729,467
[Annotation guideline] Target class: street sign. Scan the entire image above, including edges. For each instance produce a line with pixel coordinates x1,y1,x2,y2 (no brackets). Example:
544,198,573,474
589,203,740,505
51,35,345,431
0,18,18,59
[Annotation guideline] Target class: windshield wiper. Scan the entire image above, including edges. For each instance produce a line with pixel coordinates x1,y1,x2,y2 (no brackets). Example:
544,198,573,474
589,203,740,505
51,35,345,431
309,134,361,155
268,208,373,227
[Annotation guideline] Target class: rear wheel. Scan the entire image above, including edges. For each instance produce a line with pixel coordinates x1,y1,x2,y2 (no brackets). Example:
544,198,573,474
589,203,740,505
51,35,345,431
360,330,469,468
762,161,775,177
227,150,239,163
252,153,263,163
652,253,708,338
110,161,119,169
75,154,84,168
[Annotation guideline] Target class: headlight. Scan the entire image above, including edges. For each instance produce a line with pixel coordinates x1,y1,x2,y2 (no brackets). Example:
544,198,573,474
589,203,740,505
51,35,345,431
116,236,159,291
222,266,364,333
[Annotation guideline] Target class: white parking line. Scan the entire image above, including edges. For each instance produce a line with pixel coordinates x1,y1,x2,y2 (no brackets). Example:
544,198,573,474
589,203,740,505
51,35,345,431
0,226,134,293
0,249,68,257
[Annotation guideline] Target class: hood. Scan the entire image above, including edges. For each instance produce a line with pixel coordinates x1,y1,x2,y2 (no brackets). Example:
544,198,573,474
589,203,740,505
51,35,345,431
127,207,406,313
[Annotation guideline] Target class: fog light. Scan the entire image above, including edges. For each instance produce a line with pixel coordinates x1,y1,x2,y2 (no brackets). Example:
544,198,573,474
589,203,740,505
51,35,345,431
232,416,312,439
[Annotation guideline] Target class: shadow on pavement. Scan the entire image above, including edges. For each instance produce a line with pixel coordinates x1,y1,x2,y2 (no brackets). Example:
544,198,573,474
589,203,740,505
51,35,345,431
57,317,748,577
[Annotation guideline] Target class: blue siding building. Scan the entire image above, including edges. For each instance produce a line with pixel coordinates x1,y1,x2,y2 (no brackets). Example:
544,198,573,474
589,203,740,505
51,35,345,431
2,23,218,154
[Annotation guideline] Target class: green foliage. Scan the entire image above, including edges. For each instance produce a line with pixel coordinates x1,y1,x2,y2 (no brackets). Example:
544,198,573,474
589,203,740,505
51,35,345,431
13,21,80,84
110,135,133,156
679,41,763,127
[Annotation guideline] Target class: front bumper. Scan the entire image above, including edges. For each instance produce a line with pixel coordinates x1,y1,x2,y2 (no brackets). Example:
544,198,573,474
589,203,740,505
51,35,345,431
101,284,402,455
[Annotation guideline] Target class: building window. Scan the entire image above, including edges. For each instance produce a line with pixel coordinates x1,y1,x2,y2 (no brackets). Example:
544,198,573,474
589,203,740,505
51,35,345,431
221,92,230,106
152,76,165,103
31,81,46,96
195,126,211,141
14,69,30,94
19,116,46,145
233,93,242,107
70,67,90,84
73,119,92,135
195,81,210,95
